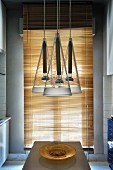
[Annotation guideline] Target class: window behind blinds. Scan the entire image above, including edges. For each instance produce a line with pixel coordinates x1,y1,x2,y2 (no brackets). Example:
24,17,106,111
23,2,93,148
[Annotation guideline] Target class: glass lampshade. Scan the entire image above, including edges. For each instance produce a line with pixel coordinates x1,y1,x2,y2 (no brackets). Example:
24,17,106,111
43,32,72,97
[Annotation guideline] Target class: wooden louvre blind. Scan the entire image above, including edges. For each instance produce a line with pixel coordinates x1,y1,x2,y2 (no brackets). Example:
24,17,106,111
24,3,93,148
23,2,92,30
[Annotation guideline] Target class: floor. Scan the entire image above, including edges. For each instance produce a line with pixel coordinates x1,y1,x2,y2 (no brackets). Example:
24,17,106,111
89,162,111,170
0,161,24,170
0,161,111,170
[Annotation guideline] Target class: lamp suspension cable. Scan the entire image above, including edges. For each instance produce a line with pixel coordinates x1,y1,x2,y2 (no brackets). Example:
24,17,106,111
69,0,71,38
44,0,45,39
42,0,47,77
57,0,58,33
67,0,73,80
56,0,60,32
56,0,62,79
59,0,60,31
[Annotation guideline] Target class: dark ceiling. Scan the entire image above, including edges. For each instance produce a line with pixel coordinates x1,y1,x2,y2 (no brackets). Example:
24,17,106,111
2,0,108,8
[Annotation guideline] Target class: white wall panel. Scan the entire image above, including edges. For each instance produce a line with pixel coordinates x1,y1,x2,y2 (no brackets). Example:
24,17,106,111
106,0,113,75
0,0,6,118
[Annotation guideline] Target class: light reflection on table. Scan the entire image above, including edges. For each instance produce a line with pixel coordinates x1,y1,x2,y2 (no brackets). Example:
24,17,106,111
39,156,76,170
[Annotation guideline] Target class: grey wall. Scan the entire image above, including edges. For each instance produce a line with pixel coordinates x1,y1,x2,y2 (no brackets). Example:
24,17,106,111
0,0,6,52
6,9,24,153
93,4,104,154
0,1,6,118
103,0,113,155
106,0,113,75
6,5,104,154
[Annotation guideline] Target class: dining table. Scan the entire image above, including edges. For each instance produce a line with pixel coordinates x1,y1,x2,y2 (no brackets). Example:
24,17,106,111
22,141,91,170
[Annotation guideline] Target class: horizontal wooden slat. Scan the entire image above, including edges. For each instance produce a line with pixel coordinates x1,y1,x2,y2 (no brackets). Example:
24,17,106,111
23,3,92,30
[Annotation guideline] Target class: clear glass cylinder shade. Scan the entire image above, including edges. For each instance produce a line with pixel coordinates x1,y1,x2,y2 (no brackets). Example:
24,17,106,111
43,33,72,96
65,38,82,94
32,38,49,93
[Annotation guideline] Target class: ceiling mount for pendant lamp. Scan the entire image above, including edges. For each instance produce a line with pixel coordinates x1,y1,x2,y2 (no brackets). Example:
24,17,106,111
65,0,82,94
32,0,49,94
43,0,72,96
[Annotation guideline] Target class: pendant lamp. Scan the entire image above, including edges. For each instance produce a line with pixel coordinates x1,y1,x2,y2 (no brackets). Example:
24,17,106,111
43,0,72,96
65,0,82,94
32,0,49,93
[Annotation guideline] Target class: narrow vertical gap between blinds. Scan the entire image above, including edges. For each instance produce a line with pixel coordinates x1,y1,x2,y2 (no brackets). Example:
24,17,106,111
23,3,93,148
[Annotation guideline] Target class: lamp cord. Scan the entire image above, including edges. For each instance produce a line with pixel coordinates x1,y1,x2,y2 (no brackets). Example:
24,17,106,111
69,0,71,38
27,5,29,43
44,0,45,38
59,0,60,31
57,0,58,33
56,0,61,32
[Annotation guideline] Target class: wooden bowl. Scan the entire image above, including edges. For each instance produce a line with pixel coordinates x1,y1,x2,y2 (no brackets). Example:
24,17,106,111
39,143,76,160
